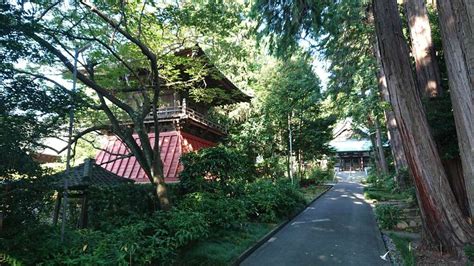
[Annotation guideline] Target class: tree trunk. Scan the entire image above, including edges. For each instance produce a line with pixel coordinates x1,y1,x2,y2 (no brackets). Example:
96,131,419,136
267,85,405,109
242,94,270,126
443,157,470,217
373,0,473,252
374,38,409,187
374,117,389,175
368,125,382,174
368,3,409,186
152,157,170,211
437,0,474,218
404,0,443,98
384,109,409,187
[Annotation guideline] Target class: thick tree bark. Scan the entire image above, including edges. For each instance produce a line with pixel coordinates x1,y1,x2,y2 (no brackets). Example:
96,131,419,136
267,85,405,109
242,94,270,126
443,157,470,217
375,41,409,187
374,118,389,175
404,0,443,98
437,0,474,218
367,122,382,174
373,0,473,252
368,4,409,187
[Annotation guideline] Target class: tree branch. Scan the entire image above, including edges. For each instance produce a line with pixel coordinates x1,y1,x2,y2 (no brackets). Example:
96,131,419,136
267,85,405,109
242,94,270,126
34,1,62,22
98,153,133,165
57,125,111,154
22,30,134,115
80,0,157,63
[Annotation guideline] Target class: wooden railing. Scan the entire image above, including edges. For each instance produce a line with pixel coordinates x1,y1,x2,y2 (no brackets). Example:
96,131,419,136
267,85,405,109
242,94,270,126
144,105,226,133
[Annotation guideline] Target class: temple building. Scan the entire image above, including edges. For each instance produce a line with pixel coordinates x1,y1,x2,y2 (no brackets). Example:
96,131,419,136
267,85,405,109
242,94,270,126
95,47,250,182
329,119,372,172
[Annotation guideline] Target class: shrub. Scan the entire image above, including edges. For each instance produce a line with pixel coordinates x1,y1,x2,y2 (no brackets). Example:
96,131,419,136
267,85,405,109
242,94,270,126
374,204,402,229
0,209,209,265
87,183,158,230
179,146,255,194
0,176,55,231
465,245,474,262
244,180,305,223
300,167,334,187
178,192,248,229
86,183,183,231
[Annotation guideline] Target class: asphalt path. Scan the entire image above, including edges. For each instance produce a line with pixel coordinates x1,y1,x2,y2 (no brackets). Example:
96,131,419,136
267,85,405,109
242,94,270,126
240,180,389,266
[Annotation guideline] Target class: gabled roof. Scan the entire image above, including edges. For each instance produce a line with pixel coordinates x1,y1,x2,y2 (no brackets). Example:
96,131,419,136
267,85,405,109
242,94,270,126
95,131,216,183
175,46,252,105
50,159,134,190
329,139,372,152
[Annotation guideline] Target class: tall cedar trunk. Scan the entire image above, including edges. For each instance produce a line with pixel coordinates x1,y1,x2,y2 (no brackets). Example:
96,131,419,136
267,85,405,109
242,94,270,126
376,43,409,187
374,118,389,175
368,123,382,174
443,157,470,217
369,5,409,187
437,0,474,218
404,0,443,98
373,0,473,252
385,109,409,187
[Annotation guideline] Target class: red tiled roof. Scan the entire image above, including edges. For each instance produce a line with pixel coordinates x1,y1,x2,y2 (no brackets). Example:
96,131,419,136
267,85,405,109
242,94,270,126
95,131,215,183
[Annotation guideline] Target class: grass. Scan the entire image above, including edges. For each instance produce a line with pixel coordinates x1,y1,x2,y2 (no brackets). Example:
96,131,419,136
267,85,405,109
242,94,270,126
175,223,275,265
364,187,411,201
389,233,416,266
301,185,329,204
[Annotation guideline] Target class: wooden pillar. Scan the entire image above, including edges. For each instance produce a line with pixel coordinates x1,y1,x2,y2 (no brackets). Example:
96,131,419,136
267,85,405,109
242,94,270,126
0,211,3,232
53,192,62,226
78,194,88,229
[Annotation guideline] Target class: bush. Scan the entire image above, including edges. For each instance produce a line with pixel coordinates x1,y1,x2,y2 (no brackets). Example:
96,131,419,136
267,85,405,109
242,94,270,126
87,183,158,230
178,192,248,229
300,167,334,187
374,204,402,229
0,209,209,265
244,180,305,223
0,176,55,231
86,182,183,231
465,245,474,262
179,146,255,194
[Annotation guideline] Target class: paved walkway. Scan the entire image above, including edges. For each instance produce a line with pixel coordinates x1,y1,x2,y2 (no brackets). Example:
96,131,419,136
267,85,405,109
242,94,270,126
241,180,389,266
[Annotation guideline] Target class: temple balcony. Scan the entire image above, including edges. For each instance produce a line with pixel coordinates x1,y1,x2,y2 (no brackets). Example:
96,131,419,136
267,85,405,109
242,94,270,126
143,103,227,136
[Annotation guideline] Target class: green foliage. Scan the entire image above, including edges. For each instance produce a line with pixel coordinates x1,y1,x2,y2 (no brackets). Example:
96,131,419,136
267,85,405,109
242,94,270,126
0,176,55,231
389,233,416,266
86,184,159,231
364,188,408,202
252,0,329,56
1,158,312,265
178,192,248,229
375,204,402,230
0,71,82,177
179,146,255,194
465,245,474,262
226,55,335,177
244,179,306,223
300,167,334,187
175,224,274,266
1,209,209,265
300,185,329,204
364,170,415,203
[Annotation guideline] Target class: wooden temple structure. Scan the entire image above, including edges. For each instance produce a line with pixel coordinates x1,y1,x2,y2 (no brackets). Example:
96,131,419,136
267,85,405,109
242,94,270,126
95,47,250,182
330,119,372,171
51,159,134,228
